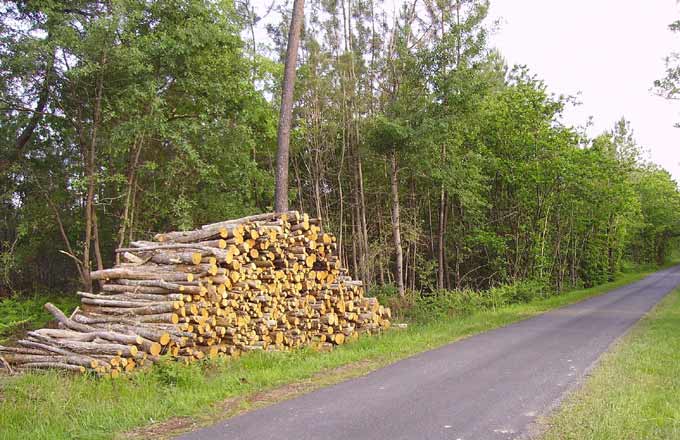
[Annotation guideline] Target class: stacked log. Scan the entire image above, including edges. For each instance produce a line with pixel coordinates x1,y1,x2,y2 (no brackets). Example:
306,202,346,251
0,211,390,377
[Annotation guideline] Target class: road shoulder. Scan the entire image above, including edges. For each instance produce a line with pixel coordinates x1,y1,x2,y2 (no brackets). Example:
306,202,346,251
536,288,680,439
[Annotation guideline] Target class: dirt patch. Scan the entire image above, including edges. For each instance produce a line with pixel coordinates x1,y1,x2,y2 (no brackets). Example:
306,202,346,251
123,358,380,440
122,417,196,440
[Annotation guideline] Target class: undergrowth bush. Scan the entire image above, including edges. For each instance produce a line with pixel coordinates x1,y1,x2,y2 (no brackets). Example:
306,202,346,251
370,284,400,306
152,358,199,387
0,293,79,341
374,280,550,323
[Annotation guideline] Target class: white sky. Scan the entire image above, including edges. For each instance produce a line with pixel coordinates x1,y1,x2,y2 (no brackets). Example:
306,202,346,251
487,0,680,182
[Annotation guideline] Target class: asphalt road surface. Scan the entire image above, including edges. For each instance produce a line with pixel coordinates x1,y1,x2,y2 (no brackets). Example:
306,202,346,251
179,265,680,440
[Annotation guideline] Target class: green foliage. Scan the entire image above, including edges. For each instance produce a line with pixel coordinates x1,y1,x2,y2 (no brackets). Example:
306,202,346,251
0,293,79,341
1,0,678,302
152,358,199,388
368,283,400,306
375,279,549,323
1,0,277,291
364,116,412,155
655,20,680,111
629,166,680,265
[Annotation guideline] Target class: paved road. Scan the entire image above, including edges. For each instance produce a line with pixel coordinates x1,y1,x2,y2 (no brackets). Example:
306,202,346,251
180,265,680,440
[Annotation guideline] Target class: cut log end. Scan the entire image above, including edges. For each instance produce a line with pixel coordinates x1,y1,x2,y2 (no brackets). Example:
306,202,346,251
5,211,390,378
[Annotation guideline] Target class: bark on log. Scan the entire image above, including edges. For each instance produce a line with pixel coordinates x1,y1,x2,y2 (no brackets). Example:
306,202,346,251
81,302,178,315
74,312,179,325
80,297,180,309
91,268,189,281
77,291,184,302
154,224,243,244
17,362,86,373
27,334,138,357
44,302,95,333
0,345,51,356
0,353,100,369
104,279,201,294
200,211,299,230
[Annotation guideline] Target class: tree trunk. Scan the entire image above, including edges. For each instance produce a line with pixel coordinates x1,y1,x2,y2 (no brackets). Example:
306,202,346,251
82,52,106,291
15,51,53,152
437,188,446,289
42,187,87,286
356,155,370,284
437,144,446,290
92,206,104,289
274,0,305,212
293,156,306,213
377,208,385,284
116,136,143,264
390,152,404,296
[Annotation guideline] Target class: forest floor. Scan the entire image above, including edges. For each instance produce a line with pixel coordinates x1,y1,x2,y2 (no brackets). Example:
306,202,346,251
0,268,671,440
539,287,680,439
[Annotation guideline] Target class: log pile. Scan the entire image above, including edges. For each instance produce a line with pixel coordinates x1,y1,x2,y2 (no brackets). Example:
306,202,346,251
0,211,390,377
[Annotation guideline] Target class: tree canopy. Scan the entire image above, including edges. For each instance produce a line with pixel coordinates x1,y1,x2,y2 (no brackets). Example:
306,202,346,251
1,0,679,295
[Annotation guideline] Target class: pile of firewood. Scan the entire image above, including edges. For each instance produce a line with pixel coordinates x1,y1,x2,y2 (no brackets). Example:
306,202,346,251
0,211,390,377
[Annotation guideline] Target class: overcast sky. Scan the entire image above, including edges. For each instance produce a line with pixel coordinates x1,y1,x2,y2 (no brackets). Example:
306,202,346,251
487,0,680,182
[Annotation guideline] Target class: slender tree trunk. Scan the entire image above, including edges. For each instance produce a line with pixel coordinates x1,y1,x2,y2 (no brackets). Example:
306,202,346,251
409,177,417,290
428,192,434,257
353,154,370,284
377,208,385,284
82,52,106,291
274,0,305,212
312,142,323,219
454,242,460,288
128,176,138,244
351,231,358,276
336,98,347,270
437,144,447,289
412,239,417,290
42,189,86,286
437,189,447,288
404,236,410,289
369,0,377,115
606,213,617,280
92,206,104,290
570,216,577,287
247,0,258,83
116,136,143,264
15,51,53,152
347,0,370,286
293,156,305,213
390,152,404,296
444,196,451,289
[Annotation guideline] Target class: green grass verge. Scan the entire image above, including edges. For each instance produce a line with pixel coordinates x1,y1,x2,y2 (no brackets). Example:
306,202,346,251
0,269,664,440
540,287,680,439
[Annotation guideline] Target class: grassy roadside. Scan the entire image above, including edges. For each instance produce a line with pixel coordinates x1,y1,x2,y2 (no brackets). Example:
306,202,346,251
540,287,680,440
0,269,666,439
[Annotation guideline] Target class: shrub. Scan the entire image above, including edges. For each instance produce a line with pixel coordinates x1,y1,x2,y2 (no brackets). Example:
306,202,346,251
373,279,550,323
0,292,79,341
369,284,400,306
